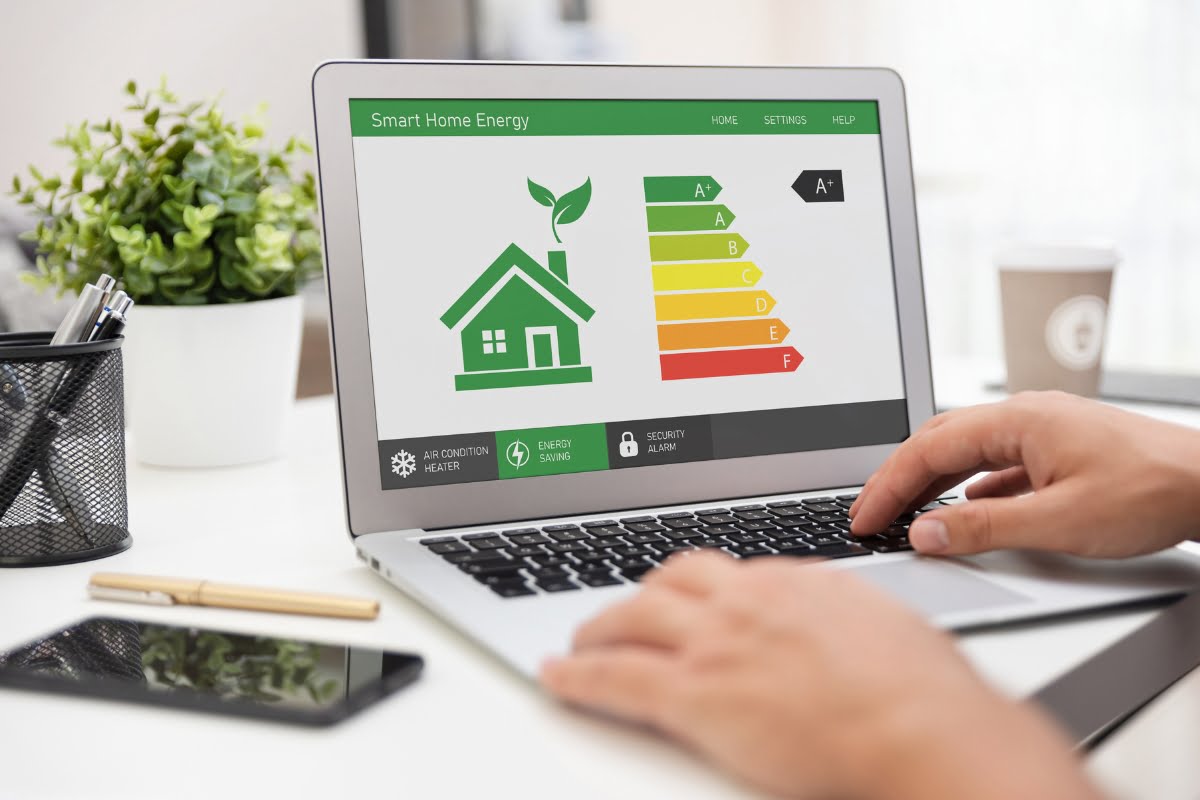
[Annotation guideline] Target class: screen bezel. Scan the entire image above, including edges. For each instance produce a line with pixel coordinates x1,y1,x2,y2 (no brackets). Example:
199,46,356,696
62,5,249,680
0,617,424,727
311,61,934,535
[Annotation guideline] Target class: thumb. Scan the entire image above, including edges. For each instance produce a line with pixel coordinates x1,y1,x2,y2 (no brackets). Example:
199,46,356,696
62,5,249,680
908,495,1057,556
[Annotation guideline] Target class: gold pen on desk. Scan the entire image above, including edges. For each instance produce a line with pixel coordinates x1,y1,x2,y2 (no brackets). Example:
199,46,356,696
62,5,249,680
87,573,380,621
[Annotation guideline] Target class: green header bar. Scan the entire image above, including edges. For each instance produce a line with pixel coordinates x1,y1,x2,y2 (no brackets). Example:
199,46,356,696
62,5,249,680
350,99,879,137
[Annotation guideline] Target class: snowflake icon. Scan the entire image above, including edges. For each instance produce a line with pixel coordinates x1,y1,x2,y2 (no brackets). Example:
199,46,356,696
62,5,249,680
390,449,417,478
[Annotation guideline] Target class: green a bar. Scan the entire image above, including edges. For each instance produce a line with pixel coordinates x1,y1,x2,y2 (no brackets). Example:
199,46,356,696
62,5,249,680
644,176,723,203
646,204,736,232
649,233,749,261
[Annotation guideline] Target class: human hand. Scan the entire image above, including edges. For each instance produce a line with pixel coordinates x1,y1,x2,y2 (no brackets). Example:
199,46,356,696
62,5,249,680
850,391,1200,558
541,553,1097,800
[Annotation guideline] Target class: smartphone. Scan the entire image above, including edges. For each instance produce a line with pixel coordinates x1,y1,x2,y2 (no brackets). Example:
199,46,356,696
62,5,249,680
0,617,423,726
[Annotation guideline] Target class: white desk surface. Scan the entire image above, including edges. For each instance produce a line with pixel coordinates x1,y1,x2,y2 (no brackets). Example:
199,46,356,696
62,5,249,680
2,360,1198,799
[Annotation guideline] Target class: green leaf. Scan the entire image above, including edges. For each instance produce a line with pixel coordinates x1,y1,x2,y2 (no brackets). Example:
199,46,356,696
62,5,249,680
527,178,555,207
552,177,592,226
144,107,160,126
125,80,137,96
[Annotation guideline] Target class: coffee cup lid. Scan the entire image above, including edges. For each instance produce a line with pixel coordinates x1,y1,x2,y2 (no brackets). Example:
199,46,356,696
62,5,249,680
996,243,1120,271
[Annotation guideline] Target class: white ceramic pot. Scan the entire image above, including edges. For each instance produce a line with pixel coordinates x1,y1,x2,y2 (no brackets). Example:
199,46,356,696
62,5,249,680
123,295,303,467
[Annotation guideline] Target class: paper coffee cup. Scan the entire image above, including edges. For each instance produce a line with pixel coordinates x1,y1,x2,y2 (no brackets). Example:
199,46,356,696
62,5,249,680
997,244,1119,396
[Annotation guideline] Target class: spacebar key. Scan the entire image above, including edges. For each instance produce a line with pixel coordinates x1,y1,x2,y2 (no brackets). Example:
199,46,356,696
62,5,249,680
805,543,871,560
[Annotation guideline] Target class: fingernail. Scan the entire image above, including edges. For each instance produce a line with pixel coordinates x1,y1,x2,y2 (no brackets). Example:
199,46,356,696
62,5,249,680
910,518,949,553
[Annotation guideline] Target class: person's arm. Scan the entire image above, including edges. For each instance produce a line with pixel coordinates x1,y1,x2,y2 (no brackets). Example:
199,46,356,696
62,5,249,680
542,554,1101,800
851,391,1200,557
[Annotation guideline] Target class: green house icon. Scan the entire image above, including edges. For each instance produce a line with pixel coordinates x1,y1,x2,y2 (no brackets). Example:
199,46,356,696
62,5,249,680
440,244,595,391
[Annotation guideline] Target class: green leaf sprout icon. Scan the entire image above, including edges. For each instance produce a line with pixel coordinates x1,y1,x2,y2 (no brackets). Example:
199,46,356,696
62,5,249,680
527,177,592,243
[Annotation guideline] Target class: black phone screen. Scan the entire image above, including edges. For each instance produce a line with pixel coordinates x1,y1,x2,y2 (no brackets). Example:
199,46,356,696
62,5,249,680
0,617,423,726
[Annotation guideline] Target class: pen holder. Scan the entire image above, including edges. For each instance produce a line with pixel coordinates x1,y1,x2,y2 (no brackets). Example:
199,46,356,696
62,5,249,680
0,331,131,566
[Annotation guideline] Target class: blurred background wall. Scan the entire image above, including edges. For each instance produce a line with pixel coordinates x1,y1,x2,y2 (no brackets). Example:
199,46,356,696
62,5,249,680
2,0,1196,388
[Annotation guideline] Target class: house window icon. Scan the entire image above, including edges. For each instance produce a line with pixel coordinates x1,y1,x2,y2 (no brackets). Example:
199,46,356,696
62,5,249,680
482,330,507,355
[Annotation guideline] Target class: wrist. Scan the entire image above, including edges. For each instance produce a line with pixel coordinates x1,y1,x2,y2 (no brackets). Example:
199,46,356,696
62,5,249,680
847,687,1099,800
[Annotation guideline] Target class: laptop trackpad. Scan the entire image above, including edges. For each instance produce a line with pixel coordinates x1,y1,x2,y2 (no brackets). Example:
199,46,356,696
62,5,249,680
852,559,1032,617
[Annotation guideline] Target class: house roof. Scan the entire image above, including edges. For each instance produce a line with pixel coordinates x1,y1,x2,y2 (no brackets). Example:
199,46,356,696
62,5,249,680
440,243,596,329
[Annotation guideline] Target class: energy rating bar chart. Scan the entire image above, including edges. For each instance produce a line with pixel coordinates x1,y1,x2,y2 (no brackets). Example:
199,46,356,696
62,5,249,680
644,175,803,381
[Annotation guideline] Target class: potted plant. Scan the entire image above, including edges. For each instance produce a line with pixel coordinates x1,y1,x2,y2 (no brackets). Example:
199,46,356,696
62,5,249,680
11,79,322,466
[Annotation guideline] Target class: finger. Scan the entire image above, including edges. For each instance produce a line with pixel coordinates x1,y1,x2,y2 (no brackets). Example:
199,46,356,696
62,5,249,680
642,549,738,597
573,588,702,651
849,409,960,518
851,469,975,536
907,489,1074,555
540,648,675,726
967,466,1032,499
852,403,1029,533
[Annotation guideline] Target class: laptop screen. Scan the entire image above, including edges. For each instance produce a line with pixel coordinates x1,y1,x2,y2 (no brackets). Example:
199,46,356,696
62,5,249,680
348,99,908,489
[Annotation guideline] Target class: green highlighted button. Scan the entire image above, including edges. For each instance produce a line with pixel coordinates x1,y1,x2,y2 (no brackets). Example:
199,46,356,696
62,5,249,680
495,423,609,479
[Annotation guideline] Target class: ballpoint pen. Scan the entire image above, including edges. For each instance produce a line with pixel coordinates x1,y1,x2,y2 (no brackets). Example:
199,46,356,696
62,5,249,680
88,573,381,620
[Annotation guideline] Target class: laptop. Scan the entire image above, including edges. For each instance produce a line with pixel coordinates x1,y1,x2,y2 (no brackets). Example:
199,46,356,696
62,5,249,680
312,61,1200,678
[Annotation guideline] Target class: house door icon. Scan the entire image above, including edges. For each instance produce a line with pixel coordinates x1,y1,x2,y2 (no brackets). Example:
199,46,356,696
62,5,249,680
525,326,561,368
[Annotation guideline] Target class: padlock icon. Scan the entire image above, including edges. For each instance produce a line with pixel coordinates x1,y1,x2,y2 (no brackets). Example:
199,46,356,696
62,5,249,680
618,432,638,458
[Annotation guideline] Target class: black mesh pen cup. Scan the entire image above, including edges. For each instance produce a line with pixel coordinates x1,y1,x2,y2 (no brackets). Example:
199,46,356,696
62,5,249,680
0,331,131,566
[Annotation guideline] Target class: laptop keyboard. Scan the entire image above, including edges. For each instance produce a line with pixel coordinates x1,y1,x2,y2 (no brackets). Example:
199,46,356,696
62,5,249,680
416,494,958,598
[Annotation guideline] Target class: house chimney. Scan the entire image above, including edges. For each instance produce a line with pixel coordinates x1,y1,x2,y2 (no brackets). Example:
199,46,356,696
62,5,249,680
547,250,568,283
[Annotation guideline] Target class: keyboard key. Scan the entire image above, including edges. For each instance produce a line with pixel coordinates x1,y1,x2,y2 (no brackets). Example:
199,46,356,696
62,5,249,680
453,551,512,566
881,525,910,538
651,541,695,554
731,503,766,512
588,535,625,548
624,532,666,544
729,544,776,558
804,535,843,547
689,536,726,548
507,532,551,546
543,523,582,532
662,528,703,541
503,527,540,536
774,517,811,529
547,541,589,554
490,580,536,598
694,508,730,516
663,517,704,530
577,571,624,587
548,529,590,542
527,566,570,580
734,509,772,521
726,531,769,545
657,511,695,520
803,503,842,514
462,532,499,540
770,506,809,518
835,493,860,501
859,537,914,554
586,525,627,538
765,527,806,540
612,545,655,558
621,565,655,581
469,538,508,550
698,514,737,525
700,524,739,536
808,512,845,524
505,545,546,558
441,550,482,564
581,519,619,528
810,543,871,559
460,560,523,577
624,521,667,534
610,557,652,571
805,523,842,535
801,496,835,505
421,536,457,546
736,519,777,532
428,541,468,554
619,515,655,524
572,550,612,565
766,500,801,508
773,540,816,554
528,554,572,567
537,578,581,593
